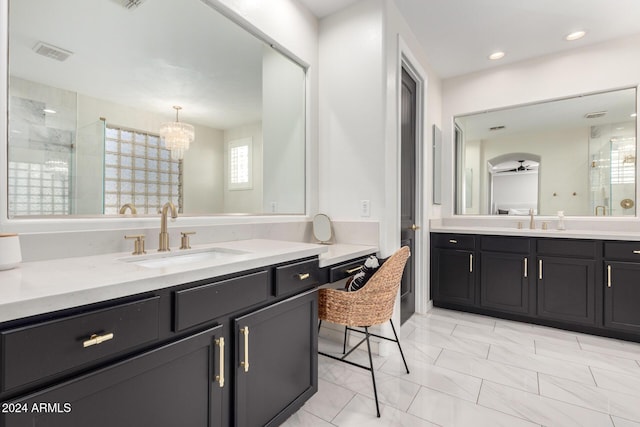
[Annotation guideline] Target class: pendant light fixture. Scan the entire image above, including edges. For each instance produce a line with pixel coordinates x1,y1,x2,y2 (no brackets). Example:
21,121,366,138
159,106,194,160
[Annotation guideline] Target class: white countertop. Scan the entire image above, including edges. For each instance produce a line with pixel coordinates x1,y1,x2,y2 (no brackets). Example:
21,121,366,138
318,243,378,267
0,239,332,323
430,224,640,241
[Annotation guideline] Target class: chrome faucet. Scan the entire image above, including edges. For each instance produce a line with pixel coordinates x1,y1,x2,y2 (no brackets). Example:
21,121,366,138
158,201,178,252
529,208,535,229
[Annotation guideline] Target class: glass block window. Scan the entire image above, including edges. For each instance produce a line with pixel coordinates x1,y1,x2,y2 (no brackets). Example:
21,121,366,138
610,138,636,185
104,125,182,215
228,137,252,190
8,161,70,216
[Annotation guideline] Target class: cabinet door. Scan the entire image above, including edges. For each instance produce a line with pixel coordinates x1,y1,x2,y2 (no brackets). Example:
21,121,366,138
235,289,318,427
480,252,529,314
537,256,595,325
1,325,225,427
604,262,640,334
432,248,475,306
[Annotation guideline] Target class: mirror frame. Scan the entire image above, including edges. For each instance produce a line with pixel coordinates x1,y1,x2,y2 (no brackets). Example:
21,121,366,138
452,87,639,218
0,0,315,232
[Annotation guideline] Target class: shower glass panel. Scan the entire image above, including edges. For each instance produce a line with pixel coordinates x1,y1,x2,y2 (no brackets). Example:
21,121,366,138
589,123,636,216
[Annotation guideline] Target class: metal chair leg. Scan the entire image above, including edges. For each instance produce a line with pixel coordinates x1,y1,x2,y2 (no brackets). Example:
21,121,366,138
342,326,348,354
364,327,381,418
389,319,410,374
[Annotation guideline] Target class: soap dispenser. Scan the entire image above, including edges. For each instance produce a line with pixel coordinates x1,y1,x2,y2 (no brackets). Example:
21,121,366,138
557,211,565,230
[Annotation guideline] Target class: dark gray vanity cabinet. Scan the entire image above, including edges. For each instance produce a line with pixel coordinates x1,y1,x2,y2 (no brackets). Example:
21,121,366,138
430,232,640,343
536,239,597,326
0,257,322,427
431,234,476,306
234,290,317,427
604,242,640,334
479,236,531,315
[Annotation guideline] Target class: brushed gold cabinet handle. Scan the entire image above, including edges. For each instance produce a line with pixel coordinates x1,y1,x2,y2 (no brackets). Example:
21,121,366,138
215,337,225,388
298,273,310,280
469,254,473,273
539,260,543,280
449,239,458,244
524,258,528,278
240,326,250,373
83,332,114,348
607,265,612,288
633,250,640,255
345,266,363,275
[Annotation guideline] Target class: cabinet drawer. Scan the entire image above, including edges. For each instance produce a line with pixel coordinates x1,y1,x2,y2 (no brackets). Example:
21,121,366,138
481,236,530,254
604,241,640,262
328,256,371,283
275,259,320,296
432,233,475,250
174,270,269,332
1,296,160,393
537,238,596,258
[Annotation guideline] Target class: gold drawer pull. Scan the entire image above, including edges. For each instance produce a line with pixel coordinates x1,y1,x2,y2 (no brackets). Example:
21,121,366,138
607,265,612,288
633,250,640,255
297,273,310,280
83,332,114,348
523,258,528,278
240,327,250,373
344,266,363,275
469,254,473,273
449,239,458,244
215,337,225,388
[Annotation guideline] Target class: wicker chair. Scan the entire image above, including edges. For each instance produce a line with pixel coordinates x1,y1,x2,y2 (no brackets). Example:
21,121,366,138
317,246,411,417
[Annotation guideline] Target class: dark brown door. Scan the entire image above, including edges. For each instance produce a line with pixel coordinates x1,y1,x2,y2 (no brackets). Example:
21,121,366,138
400,67,417,324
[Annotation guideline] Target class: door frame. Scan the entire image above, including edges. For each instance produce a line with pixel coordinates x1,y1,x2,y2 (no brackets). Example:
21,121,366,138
397,36,428,314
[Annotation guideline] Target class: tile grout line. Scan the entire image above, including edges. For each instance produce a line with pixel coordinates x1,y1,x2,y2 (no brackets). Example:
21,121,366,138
588,365,599,387
476,379,484,404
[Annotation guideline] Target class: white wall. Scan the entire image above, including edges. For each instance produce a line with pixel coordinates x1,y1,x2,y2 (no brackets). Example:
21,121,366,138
318,0,442,256
442,33,640,219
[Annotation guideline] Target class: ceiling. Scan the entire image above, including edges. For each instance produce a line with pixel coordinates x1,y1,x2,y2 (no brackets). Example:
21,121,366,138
300,0,640,78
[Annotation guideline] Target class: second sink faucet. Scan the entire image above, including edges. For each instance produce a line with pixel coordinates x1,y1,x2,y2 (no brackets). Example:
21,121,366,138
159,201,178,252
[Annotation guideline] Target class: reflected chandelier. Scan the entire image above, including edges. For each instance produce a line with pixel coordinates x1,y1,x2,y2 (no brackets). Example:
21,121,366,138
159,106,194,160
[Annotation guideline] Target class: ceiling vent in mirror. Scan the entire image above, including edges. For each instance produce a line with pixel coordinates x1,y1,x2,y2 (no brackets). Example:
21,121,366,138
584,111,607,119
110,0,146,10
32,42,73,62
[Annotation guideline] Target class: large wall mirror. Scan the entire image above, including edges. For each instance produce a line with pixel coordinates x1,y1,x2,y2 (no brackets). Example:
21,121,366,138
455,87,637,217
6,0,306,218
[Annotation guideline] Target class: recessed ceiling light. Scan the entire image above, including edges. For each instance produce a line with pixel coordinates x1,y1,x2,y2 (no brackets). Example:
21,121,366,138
488,51,505,60
566,30,586,41
43,109,57,114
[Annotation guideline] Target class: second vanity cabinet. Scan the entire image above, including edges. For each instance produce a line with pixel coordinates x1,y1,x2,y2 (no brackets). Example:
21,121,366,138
0,256,322,427
431,232,640,342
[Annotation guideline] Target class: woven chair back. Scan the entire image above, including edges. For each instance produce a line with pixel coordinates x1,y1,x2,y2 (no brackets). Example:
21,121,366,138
319,246,410,327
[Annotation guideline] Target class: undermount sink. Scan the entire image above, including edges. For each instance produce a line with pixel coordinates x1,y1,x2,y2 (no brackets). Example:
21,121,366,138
119,247,249,269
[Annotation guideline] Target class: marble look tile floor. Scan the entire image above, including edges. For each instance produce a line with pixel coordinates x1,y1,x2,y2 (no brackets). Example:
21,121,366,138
282,308,640,427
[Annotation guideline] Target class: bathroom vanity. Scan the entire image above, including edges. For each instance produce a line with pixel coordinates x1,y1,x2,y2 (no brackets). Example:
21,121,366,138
0,239,375,427
431,230,640,342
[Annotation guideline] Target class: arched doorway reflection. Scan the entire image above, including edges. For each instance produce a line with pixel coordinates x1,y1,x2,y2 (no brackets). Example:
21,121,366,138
488,153,541,215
